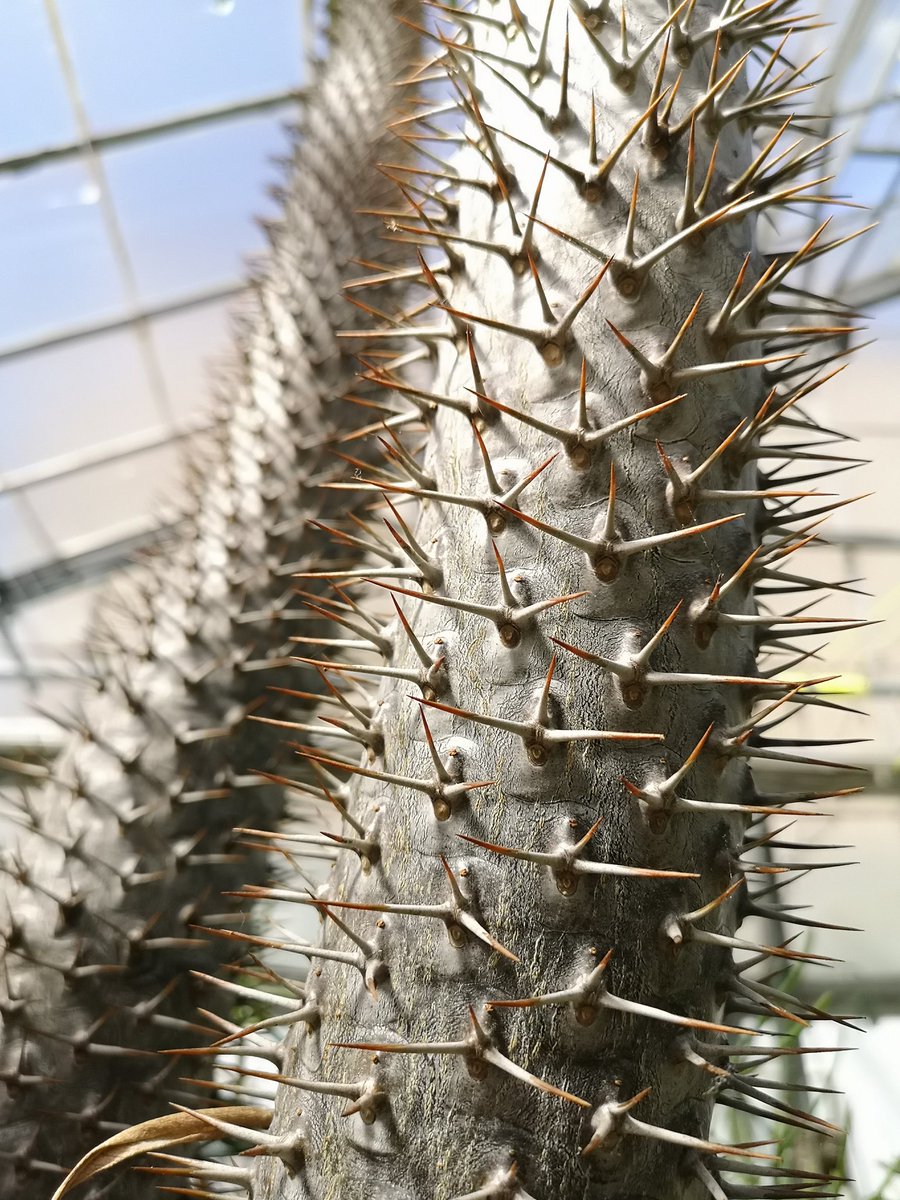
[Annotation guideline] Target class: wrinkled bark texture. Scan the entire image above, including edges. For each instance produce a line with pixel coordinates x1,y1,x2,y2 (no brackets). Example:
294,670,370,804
244,3,857,1199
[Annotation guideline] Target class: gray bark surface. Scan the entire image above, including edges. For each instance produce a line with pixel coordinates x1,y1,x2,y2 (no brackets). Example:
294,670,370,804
245,3,858,1198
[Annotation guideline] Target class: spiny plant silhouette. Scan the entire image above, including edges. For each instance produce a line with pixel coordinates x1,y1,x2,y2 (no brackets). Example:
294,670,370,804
54,1,872,1199
0,3,420,1196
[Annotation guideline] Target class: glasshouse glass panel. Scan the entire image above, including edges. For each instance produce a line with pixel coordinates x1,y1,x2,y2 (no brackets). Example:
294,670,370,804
24,441,180,554
101,112,288,304
0,327,160,472
149,297,233,422
0,494,50,576
0,0,78,160
0,158,127,346
57,0,304,132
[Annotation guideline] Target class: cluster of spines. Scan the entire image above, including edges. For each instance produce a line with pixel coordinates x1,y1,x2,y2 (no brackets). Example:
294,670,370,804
0,4,422,1196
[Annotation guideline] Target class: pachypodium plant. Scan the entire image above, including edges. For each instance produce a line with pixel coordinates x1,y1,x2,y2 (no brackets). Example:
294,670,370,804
221,2,862,1198
52,1,871,1198
0,3,419,1196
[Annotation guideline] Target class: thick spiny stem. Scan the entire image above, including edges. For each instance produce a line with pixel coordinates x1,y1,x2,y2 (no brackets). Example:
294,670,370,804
242,4,860,1199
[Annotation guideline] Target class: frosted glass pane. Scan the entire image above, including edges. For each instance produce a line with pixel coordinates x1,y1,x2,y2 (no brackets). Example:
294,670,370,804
0,495,48,575
0,580,99,719
860,100,900,151
817,0,900,108
836,156,900,211
0,1,78,159
805,1017,900,1196
101,112,287,303
0,680,31,722
873,295,900,335
24,442,180,553
0,328,160,471
12,579,97,661
58,0,303,132
0,159,126,346
150,298,233,422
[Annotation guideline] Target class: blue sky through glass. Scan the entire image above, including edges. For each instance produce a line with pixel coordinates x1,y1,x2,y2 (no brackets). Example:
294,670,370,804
0,325,159,472
0,157,127,344
102,110,288,304
57,0,304,131
0,0,308,717
0,1,77,157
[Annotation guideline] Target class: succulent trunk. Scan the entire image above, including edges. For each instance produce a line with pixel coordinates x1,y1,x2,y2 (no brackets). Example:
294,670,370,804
0,4,420,1195
231,3,861,1199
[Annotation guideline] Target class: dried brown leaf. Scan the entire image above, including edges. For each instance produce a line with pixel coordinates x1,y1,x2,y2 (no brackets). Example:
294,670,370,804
50,1106,272,1199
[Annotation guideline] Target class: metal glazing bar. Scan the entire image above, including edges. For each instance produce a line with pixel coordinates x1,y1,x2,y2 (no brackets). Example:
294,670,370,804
0,519,182,614
0,280,242,362
0,415,211,496
0,88,305,176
